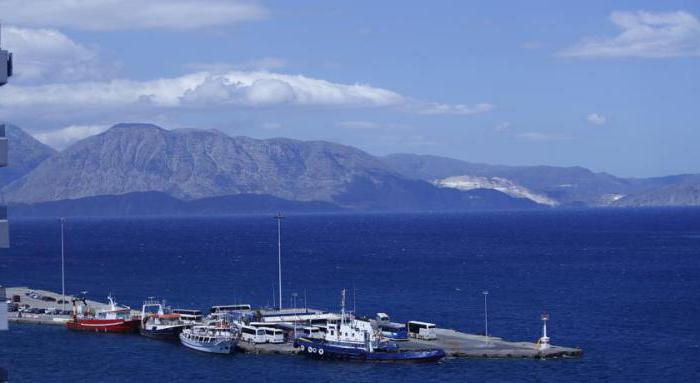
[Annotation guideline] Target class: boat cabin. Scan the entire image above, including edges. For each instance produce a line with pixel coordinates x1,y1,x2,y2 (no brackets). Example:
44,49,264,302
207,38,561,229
172,309,203,324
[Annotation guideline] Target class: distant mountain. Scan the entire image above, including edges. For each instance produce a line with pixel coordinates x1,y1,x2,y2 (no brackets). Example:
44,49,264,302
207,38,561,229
382,153,685,206
9,192,345,217
2,123,539,212
0,123,56,188
614,176,700,207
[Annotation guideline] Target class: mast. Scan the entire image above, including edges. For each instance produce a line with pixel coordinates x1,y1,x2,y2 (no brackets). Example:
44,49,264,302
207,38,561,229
340,289,346,327
274,213,285,310
60,218,65,312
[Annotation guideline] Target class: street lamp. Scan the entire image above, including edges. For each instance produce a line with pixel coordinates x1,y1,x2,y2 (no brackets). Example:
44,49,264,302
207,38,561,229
482,290,489,340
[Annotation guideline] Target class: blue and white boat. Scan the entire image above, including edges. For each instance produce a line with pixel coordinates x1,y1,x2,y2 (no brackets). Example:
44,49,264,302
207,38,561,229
140,299,187,340
179,325,237,354
294,290,445,362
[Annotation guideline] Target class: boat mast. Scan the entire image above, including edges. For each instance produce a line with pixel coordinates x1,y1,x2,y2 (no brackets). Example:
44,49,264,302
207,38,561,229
275,213,285,310
60,217,65,312
340,289,346,327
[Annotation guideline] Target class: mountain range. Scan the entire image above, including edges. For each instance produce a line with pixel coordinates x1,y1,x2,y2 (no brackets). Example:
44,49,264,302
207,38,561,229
0,122,698,217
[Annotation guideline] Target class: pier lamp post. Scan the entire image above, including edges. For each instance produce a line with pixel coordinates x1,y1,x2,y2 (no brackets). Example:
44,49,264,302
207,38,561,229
482,290,489,341
274,213,285,310
538,313,551,351
60,218,66,313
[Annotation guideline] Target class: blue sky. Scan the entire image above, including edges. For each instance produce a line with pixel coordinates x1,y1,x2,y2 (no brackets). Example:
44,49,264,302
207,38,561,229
0,0,698,177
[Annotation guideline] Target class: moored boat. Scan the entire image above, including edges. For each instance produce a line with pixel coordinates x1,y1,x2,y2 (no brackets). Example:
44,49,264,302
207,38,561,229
179,325,237,354
140,299,187,340
293,290,445,362
65,296,140,333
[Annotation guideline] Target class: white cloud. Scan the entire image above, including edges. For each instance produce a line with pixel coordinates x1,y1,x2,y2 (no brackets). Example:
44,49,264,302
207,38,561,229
2,26,116,82
517,132,573,141
587,113,607,125
1,69,490,128
1,71,405,111
0,0,266,31
33,124,110,149
560,10,700,58
417,102,494,115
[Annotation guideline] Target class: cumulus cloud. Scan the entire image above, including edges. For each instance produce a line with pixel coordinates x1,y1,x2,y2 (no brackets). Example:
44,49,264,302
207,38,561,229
587,113,607,125
560,10,700,58
1,71,404,111
33,124,110,149
0,0,266,31
2,26,116,82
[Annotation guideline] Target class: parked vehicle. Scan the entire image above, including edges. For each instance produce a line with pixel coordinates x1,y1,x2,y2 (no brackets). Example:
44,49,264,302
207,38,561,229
407,321,437,340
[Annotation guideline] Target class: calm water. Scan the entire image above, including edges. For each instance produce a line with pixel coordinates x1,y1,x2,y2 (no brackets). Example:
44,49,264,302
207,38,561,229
1,209,699,382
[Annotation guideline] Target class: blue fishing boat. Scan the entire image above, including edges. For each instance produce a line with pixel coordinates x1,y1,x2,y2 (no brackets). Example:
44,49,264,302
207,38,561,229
293,290,445,362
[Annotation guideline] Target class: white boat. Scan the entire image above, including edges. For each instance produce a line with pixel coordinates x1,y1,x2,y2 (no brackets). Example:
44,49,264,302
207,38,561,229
179,325,237,354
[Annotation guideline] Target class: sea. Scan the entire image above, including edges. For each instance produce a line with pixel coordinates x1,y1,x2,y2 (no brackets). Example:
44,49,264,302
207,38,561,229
1,209,699,382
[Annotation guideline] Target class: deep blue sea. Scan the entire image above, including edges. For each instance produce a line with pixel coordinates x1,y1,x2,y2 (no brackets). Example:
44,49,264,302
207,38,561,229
1,209,699,382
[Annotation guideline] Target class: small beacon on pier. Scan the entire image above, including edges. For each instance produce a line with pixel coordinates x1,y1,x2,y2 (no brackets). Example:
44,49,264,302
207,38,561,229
538,313,551,351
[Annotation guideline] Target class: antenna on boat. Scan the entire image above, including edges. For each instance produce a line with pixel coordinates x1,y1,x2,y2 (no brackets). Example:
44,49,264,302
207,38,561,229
274,212,285,310
60,218,66,312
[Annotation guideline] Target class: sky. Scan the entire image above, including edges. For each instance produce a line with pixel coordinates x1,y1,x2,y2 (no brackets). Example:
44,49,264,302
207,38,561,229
0,0,698,177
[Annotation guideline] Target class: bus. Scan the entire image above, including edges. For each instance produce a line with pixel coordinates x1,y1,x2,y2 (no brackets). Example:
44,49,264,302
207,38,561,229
407,321,437,340
380,322,408,341
261,327,285,343
300,326,324,339
240,325,267,343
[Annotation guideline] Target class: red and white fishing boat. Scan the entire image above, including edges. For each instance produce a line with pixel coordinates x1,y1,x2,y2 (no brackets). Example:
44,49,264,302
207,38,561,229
66,295,140,333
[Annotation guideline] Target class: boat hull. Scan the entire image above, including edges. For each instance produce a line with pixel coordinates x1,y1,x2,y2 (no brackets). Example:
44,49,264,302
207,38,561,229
140,325,186,340
179,333,236,354
66,318,140,334
294,338,445,362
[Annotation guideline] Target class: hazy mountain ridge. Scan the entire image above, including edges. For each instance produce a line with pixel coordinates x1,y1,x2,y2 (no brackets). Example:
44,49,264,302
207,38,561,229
2,123,397,204
382,153,700,206
1,123,540,212
1,123,698,213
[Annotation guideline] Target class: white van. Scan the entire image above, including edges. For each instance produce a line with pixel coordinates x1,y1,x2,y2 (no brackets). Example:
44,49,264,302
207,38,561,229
407,321,437,340
240,325,267,343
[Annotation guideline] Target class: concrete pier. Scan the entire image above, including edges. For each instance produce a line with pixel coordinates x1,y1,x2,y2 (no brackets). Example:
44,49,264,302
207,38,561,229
4,286,582,359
